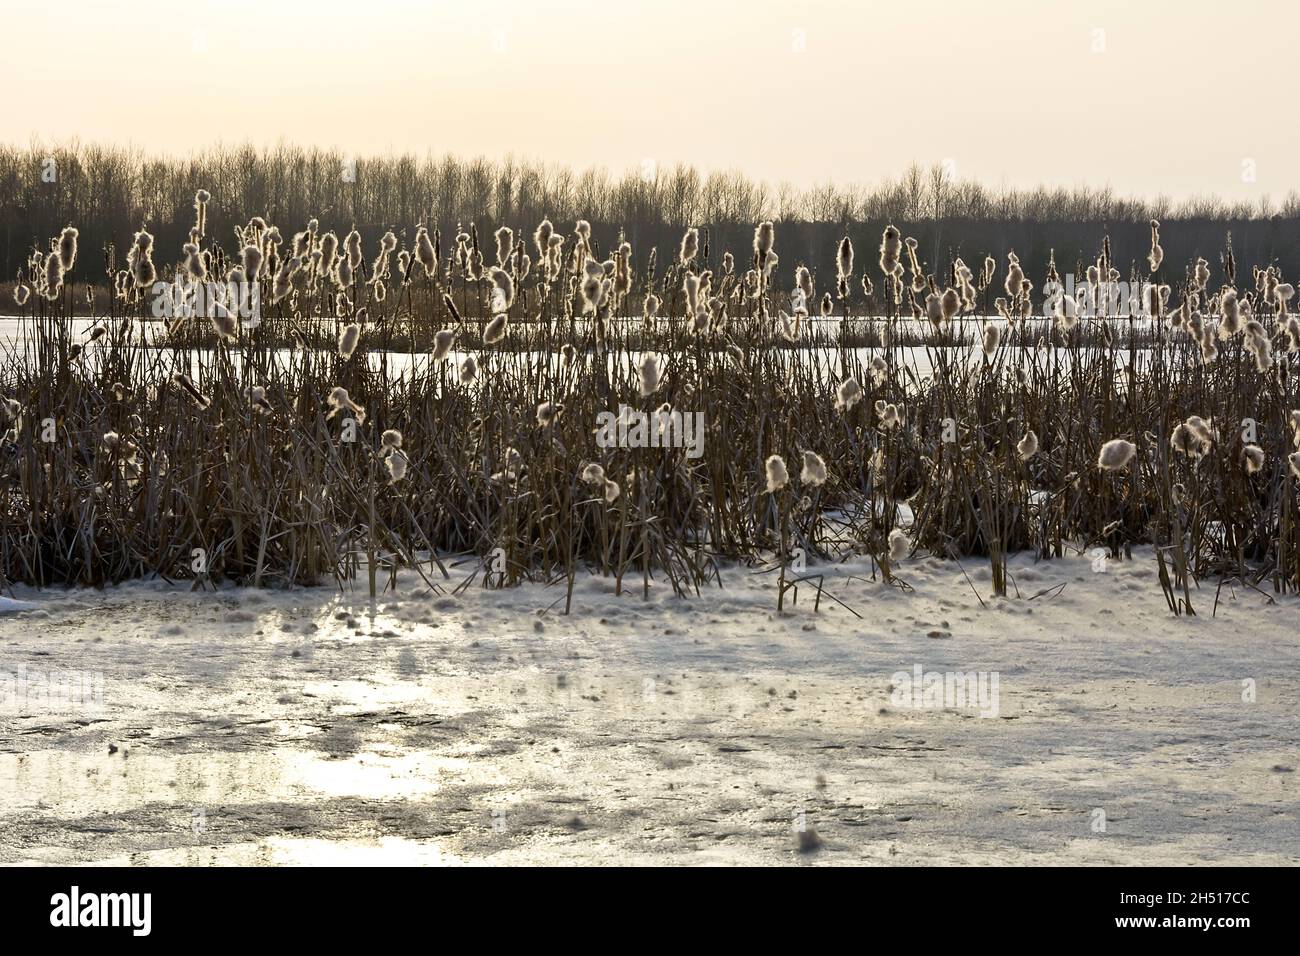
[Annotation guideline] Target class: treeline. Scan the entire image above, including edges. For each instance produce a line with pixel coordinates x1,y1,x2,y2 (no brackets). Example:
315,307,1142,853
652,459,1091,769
3,142,1299,290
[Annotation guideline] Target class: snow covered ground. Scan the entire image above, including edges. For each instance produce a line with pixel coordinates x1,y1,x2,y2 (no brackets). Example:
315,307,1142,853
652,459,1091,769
1,547,1297,866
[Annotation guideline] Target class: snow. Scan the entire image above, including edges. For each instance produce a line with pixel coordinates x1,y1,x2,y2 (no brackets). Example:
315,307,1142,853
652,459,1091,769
1,546,1297,865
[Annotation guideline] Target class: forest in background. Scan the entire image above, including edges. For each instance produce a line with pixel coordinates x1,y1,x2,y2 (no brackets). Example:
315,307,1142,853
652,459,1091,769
3,142,1299,295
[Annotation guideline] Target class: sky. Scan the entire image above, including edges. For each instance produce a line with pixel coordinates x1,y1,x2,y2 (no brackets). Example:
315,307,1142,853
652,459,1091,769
2,0,1296,204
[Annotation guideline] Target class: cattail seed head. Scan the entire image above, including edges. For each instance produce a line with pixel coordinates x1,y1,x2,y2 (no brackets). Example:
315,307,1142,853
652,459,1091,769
432,329,456,361
326,386,365,424
638,352,663,397
888,528,910,562
58,226,79,272
484,313,509,344
1242,444,1265,474
386,449,409,484
835,376,863,411
171,373,211,409
800,451,827,487
1017,429,1038,460
1097,438,1137,471
337,323,361,360
537,401,563,427
765,454,789,493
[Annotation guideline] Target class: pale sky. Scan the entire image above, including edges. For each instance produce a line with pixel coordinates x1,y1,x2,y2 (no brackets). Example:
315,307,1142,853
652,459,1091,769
2,0,1296,204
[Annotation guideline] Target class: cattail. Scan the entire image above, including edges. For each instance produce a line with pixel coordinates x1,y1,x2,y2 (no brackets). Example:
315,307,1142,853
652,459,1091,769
982,321,1002,357
129,242,156,287
800,451,827,487
344,229,363,271
679,227,698,266
581,462,605,486
1050,291,1077,330
487,266,514,311
1005,252,1024,299
1143,282,1169,318
494,226,513,268
385,449,409,484
1170,423,1202,458
754,221,775,262
941,290,961,323
183,242,207,280
58,226,79,272
835,376,863,411
1097,438,1137,471
638,352,663,396
171,373,211,409
1242,444,1265,474
413,227,436,277
765,454,789,493
14,284,30,306
836,235,854,281
338,322,361,360
1191,257,1210,290
245,385,272,415
326,386,365,424
192,190,211,237
877,402,902,429
1248,328,1273,372
682,273,700,314
1289,451,1300,478
492,446,524,484
819,292,834,317
604,479,621,503
378,429,403,454
271,256,298,302
1147,219,1163,272
888,528,910,562
432,328,456,361
1017,429,1038,460
534,218,554,259
210,305,238,342
878,225,901,275
484,313,509,344
791,266,812,314
537,401,563,427
643,293,660,320
1220,288,1240,335
904,238,923,290
241,243,263,281
43,249,64,300
776,310,800,342
456,354,478,384
561,343,580,369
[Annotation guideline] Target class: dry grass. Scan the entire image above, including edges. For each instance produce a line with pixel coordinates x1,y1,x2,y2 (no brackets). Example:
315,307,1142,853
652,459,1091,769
2,214,1299,617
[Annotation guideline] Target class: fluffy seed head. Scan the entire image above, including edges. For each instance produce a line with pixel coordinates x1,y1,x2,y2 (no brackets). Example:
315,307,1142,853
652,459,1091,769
764,454,789,493
1017,429,1038,460
800,451,827,487
1097,438,1137,471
